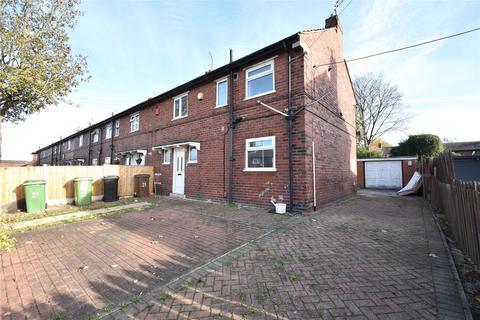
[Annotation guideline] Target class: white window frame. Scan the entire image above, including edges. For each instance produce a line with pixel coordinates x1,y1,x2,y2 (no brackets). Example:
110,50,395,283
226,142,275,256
216,78,228,108
163,149,171,164
104,156,111,165
92,158,98,165
173,93,188,120
245,59,275,100
67,140,71,150
130,113,140,132
105,123,112,139
92,130,99,143
188,146,198,164
244,136,276,172
79,134,84,147
114,120,120,137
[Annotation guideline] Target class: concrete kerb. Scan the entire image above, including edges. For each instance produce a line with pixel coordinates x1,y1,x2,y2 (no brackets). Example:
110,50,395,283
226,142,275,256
431,207,473,320
2,202,152,231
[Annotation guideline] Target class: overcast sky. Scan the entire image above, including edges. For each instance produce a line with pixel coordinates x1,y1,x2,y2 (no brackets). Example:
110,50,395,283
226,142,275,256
2,0,479,160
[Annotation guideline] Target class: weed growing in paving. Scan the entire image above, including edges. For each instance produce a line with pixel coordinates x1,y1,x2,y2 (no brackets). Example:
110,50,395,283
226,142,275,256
51,313,65,320
117,302,128,310
159,293,172,302
130,292,142,304
223,259,233,267
255,245,265,252
298,256,311,264
83,315,98,320
0,230,16,252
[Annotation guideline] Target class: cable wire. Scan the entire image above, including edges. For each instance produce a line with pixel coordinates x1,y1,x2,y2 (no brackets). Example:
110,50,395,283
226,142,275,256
338,0,353,16
314,27,480,68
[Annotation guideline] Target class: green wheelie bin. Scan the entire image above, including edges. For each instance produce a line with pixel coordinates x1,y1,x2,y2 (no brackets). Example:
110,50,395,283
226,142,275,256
74,177,93,206
23,180,47,213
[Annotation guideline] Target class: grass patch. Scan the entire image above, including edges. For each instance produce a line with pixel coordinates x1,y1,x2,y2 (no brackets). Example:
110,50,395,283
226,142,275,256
0,230,16,252
0,198,138,224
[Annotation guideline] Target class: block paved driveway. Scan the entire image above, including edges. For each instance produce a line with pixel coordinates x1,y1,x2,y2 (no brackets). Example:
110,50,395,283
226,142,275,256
2,192,468,319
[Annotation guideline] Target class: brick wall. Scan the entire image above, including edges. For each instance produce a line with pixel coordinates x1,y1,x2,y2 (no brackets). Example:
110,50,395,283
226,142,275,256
300,25,357,208
35,24,356,210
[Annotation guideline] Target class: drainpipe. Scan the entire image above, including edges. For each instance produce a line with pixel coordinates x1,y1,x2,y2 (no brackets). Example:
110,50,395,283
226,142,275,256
228,49,235,204
287,52,295,212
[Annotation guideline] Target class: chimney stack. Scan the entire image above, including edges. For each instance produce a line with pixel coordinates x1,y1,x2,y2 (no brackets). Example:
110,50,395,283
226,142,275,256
325,15,339,29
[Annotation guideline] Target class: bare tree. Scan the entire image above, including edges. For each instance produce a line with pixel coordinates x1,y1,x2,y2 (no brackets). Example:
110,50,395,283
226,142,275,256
354,73,410,150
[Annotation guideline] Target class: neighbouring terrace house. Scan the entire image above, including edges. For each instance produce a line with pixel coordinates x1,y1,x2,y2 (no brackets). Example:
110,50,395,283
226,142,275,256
33,16,357,211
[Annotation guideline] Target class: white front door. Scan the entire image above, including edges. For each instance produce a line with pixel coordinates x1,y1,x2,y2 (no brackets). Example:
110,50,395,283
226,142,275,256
173,147,185,194
365,161,403,189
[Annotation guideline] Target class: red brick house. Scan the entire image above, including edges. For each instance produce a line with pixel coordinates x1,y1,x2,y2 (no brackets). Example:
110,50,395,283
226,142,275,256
33,16,357,211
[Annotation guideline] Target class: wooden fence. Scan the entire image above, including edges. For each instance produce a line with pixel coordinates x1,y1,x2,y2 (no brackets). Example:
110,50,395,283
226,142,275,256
422,152,480,267
0,165,154,212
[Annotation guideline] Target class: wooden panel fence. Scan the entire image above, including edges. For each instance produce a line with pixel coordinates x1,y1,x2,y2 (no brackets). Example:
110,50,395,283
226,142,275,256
0,165,154,212
422,151,480,267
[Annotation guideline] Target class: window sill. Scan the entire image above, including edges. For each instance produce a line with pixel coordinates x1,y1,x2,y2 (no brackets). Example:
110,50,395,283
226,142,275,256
172,115,188,121
188,161,198,165
215,104,227,109
129,129,139,134
244,90,276,101
162,162,171,165
243,168,277,172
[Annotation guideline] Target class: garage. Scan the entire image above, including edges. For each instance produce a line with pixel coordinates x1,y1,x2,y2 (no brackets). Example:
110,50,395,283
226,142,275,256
365,161,402,189
357,157,417,190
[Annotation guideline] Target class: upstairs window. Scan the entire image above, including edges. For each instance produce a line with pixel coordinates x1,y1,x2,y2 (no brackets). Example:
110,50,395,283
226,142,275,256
115,120,120,136
79,134,84,147
173,93,188,119
216,78,228,108
245,136,276,171
130,113,140,132
188,146,198,163
92,129,99,143
105,123,112,139
245,59,275,99
67,140,71,150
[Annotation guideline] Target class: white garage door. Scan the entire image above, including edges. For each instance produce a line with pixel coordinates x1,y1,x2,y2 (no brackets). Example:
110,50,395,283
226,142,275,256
365,161,402,189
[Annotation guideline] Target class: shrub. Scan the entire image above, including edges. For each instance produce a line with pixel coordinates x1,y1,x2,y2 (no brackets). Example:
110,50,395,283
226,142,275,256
357,148,384,159
391,134,443,157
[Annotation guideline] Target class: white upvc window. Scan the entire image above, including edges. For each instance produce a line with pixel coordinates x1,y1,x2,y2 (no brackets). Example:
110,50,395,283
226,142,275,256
188,146,198,163
104,157,111,165
163,149,171,164
92,158,98,165
79,134,84,147
245,59,275,99
130,113,140,132
216,78,228,108
114,120,120,136
173,93,188,120
105,123,112,139
244,136,276,172
92,129,99,143
67,140,71,150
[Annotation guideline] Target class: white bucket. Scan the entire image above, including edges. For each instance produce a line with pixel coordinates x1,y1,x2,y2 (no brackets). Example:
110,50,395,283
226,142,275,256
274,203,286,214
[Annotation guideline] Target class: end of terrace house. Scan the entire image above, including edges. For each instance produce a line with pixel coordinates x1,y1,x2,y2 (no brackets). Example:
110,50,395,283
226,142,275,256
33,15,357,211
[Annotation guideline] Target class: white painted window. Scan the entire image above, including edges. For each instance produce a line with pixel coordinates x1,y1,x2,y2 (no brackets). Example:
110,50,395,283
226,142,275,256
130,113,140,132
188,146,198,163
79,134,84,147
163,149,171,164
245,136,276,171
67,140,71,150
92,158,98,165
104,157,111,165
173,93,188,120
216,78,228,108
92,129,99,143
115,120,120,136
245,59,275,99
105,123,112,139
